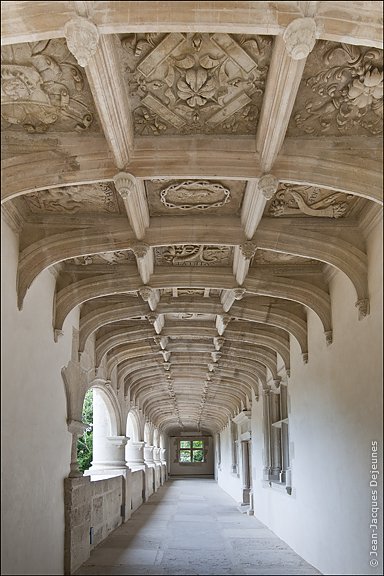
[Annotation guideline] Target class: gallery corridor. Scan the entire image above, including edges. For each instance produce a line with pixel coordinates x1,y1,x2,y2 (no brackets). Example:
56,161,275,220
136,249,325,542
75,479,321,575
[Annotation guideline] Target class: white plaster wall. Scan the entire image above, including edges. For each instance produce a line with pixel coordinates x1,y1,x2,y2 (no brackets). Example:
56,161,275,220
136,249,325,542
1,219,78,575
248,219,383,575
217,425,243,503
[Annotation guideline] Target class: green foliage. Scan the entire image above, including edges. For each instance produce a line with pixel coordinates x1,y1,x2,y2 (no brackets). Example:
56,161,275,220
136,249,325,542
77,388,93,473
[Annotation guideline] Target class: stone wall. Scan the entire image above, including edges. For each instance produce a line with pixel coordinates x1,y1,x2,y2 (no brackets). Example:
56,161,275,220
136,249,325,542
130,469,145,513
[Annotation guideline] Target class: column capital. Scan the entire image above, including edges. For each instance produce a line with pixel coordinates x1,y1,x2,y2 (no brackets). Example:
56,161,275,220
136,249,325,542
283,17,317,60
139,285,154,301
107,435,129,447
233,288,246,300
64,16,99,67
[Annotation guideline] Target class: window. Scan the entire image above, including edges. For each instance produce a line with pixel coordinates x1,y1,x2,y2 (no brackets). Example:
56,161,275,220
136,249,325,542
263,384,292,494
178,439,205,463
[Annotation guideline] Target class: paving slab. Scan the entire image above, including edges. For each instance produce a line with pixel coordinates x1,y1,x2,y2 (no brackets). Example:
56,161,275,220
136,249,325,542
75,479,321,576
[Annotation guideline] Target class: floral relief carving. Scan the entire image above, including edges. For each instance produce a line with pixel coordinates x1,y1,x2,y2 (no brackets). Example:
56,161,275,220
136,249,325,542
67,251,135,266
121,32,272,135
268,184,354,218
24,183,119,213
1,39,97,133
156,245,232,266
290,41,383,135
160,180,231,210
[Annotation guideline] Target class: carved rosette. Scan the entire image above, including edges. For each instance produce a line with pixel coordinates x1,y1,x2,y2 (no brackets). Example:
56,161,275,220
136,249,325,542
283,18,317,60
240,241,257,260
113,171,137,199
64,17,100,67
258,174,279,200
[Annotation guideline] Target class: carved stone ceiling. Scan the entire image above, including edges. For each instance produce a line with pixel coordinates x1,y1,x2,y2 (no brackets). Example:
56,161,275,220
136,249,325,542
121,32,272,136
1,1,382,435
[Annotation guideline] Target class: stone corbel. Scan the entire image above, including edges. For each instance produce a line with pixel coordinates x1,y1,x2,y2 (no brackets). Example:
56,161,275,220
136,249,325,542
148,313,165,334
211,351,222,363
221,287,246,312
154,335,169,349
213,337,225,351
302,352,309,364
161,350,171,362
355,298,370,321
132,243,154,285
64,16,99,67
233,241,257,285
324,330,333,346
139,286,160,311
114,172,150,240
283,17,317,60
216,314,231,336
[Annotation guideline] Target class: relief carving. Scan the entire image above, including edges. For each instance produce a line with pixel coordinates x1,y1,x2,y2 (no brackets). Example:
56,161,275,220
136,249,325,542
68,251,134,266
160,180,231,210
1,39,96,133
291,42,383,135
156,245,232,266
268,184,353,218
121,32,272,135
64,17,99,68
25,183,119,214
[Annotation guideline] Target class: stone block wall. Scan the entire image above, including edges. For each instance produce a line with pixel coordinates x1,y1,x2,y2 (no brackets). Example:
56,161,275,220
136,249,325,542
64,475,124,574
130,469,145,512
90,476,123,549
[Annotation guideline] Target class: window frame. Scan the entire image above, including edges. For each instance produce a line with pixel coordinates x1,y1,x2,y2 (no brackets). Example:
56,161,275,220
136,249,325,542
176,437,207,464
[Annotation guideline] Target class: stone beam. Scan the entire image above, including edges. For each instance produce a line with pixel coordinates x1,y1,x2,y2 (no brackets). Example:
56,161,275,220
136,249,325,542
2,2,382,48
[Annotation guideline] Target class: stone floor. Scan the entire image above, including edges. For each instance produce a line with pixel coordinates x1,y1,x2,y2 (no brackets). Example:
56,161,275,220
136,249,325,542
75,478,322,575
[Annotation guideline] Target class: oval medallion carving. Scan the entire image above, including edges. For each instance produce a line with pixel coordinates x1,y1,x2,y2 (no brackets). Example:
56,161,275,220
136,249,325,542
160,180,231,210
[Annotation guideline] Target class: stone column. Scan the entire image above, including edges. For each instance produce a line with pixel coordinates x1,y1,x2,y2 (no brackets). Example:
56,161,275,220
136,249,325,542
153,447,161,464
160,448,167,464
106,435,129,469
126,440,146,469
144,445,155,466
68,419,87,478
241,441,250,505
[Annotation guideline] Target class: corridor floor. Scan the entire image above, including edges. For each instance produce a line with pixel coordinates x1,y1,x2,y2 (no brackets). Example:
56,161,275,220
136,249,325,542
75,478,322,576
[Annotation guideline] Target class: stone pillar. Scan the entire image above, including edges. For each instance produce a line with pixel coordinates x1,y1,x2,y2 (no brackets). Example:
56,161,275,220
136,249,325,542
241,441,251,505
68,419,87,478
106,435,129,469
153,447,161,464
160,448,167,464
126,440,146,469
144,445,155,465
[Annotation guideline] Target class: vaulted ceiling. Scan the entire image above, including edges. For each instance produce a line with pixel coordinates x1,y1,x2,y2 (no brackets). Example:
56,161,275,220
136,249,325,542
2,1,383,435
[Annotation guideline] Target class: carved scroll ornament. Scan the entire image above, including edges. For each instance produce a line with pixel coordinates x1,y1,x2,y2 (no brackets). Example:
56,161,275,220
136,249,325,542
157,245,231,266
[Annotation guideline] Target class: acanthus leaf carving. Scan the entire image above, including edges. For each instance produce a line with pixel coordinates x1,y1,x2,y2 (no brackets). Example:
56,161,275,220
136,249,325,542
132,243,150,259
113,171,137,199
292,42,383,136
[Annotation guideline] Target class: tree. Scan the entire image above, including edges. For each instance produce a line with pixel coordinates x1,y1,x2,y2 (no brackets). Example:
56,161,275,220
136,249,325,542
77,388,93,472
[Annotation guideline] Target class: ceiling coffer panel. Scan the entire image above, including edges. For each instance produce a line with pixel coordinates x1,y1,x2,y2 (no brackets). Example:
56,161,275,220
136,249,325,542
121,32,272,135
